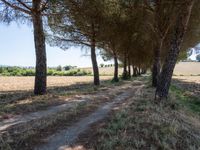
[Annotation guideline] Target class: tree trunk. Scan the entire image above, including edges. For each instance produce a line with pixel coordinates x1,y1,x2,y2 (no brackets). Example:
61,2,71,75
128,57,131,77
152,47,161,87
133,67,139,76
156,0,194,99
91,44,100,85
138,64,141,76
141,68,146,74
152,0,171,87
122,52,128,80
113,52,119,82
132,66,136,77
32,10,47,95
91,24,100,85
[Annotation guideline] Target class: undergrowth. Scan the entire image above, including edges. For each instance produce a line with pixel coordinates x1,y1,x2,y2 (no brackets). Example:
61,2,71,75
91,86,200,150
170,85,200,114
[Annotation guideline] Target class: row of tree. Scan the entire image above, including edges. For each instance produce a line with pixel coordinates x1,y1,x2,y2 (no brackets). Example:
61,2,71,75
0,0,199,100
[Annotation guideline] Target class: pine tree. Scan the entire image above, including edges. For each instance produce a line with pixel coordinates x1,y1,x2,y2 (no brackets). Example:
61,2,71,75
0,0,49,95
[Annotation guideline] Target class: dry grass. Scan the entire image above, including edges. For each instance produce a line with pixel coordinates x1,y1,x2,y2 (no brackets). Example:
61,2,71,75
0,76,112,93
81,67,123,76
1,61,198,92
82,62,200,76
0,76,114,118
1,81,133,149
82,85,200,150
172,75,200,99
174,62,200,75
0,76,127,119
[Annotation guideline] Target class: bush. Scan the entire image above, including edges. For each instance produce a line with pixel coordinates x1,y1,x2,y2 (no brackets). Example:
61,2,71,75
0,67,35,76
100,64,104,67
0,66,92,76
196,54,200,62
56,65,62,71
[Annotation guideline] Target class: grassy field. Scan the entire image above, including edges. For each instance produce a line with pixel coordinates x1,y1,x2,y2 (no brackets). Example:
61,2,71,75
174,62,200,75
0,62,199,93
82,62,200,76
82,67,123,76
0,76,112,92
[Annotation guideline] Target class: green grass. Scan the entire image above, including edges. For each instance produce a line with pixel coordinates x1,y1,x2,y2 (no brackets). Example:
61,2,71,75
0,67,92,76
170,85,200,114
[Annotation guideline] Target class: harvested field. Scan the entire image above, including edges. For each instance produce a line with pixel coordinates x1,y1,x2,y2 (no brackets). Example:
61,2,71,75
0,76,112,92
174,62,200,75
82,67,123,76
1,61,198,93
81,62,200,76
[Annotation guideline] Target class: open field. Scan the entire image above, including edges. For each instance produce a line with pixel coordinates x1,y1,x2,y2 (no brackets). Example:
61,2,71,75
82,67,123,76
0,62,199,93
82,62,200,76
0,76,112,92
174,62,200,75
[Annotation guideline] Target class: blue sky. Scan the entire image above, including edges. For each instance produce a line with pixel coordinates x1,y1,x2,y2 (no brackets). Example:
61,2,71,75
0,23,111,68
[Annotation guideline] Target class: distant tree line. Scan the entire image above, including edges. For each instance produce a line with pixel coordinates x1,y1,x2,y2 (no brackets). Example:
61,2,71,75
0,66,91,76
0,0,199,100
100,64,115,68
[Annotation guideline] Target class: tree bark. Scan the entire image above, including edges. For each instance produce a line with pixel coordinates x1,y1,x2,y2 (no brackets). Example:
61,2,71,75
128,57,131,77
141,68,146,74
132,66,134,76
122,52,128,80
138,64,141,76
152,0,171,87
32,8,47,95
90,24,100,85
133,66,138,77
152,47,161,87
113,52,119,82
156,0,194,99
91,44,100,85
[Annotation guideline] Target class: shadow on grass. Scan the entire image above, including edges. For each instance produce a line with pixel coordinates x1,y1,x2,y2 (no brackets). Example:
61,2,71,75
0,80,109,102
171,78,200,114
0,79,124,116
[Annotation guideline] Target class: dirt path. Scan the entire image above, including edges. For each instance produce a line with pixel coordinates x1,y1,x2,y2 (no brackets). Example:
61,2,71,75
0,99,87,131
0,81,134,132
35,84,144,150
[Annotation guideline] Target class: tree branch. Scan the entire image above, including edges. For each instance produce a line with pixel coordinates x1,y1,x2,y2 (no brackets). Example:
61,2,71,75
40,0,48,12
0,0,31,15
59,37,91,47
16,0,32,11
